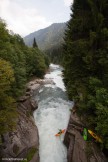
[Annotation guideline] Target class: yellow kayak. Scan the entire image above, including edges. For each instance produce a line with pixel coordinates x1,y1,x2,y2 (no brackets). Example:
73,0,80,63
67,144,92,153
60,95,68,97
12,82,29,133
88,130,103,143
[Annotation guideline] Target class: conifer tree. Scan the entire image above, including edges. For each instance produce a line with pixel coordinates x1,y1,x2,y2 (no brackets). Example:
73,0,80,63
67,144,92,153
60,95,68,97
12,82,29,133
33,38,38,48
63,0,108,149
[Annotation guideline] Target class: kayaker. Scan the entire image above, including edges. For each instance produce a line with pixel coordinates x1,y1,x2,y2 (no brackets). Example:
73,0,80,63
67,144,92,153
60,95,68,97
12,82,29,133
58,129,62,134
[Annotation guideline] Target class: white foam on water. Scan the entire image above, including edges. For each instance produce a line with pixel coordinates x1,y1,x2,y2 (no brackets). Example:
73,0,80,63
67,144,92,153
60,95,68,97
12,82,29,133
34,98,72,162
45,64,65,91
44,84,56,89
33,64,73,162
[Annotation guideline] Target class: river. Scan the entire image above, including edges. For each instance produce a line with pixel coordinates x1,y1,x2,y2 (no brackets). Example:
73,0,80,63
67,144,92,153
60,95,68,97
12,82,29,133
33,64,73,162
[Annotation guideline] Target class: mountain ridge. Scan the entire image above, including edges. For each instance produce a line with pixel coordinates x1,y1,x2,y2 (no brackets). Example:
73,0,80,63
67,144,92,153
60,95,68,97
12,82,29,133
23,22,67,51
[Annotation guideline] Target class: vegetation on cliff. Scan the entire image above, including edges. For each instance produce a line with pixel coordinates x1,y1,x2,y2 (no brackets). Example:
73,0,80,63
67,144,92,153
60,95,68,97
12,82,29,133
0,18,49,135
63,0,108,149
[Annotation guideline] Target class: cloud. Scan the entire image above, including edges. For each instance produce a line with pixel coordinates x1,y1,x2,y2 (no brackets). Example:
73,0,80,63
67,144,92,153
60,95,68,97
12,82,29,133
0,0,52,36
64,0,73,7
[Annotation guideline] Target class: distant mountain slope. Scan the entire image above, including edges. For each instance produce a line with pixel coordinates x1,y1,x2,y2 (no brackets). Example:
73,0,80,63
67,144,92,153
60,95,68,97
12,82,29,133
23,23,67,51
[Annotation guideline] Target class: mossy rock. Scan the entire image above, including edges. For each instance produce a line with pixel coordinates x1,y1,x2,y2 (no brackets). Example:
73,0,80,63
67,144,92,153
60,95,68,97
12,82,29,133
21,147,37,162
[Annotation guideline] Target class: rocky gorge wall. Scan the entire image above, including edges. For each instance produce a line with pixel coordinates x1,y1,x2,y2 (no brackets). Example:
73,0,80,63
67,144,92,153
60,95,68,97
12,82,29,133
0,96,39,162
1,76,107,162
0,79,48,162
64,107,108,162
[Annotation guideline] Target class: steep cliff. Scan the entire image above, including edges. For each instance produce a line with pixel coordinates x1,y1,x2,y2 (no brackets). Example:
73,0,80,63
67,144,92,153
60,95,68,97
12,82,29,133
64,108,108,162
0,79,42,162
0,96,39,162
0,78,53,162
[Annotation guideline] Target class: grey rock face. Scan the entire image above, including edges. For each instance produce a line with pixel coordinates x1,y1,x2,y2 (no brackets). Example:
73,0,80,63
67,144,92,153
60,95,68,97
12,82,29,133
64,108,107,162
1,97,39,162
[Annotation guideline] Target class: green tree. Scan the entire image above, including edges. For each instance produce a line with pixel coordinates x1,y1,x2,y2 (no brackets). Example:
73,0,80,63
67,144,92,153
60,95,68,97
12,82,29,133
27,48,47,78
63,0,108,149
0,18,49,137
33,38,38,48
0,20,27,97
0,59,17,134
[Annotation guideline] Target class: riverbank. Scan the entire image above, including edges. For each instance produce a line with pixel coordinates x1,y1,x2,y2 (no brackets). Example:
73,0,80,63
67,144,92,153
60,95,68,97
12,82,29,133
0,78,47,162
0,75,55,162
64,106,108,162
1,96,39,162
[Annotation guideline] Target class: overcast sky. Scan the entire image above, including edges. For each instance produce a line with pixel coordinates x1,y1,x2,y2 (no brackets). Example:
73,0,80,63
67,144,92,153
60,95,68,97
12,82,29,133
0,0,73,36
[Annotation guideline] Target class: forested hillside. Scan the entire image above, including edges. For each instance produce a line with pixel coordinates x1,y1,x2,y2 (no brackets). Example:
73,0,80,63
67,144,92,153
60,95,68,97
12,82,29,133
0,19,49,135
63,0,108,150
24,23,66,64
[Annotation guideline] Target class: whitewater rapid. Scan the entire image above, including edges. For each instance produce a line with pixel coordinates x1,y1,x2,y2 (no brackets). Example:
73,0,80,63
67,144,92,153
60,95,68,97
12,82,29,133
33,64,73,162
